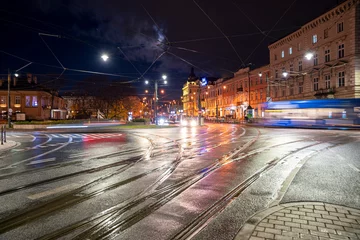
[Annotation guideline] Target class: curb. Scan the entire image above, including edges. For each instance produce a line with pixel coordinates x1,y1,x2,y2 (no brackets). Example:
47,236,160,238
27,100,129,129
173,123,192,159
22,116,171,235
0,140,18,152
235,202,360,240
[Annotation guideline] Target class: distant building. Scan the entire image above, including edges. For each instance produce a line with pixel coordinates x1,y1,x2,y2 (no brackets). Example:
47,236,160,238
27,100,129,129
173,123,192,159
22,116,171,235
0,73,66,121
181,0,359,120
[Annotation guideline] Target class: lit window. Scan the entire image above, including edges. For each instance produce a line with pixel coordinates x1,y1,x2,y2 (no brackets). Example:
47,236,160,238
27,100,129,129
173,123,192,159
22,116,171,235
289,47,292,55
281,50,285,58
312,34,318,44
0,96,5,105
25,96,31,107
32,96,38,107
337,22,344,33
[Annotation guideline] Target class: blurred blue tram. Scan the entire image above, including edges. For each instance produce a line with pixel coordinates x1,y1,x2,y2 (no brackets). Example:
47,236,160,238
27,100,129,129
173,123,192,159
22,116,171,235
262,98,360,127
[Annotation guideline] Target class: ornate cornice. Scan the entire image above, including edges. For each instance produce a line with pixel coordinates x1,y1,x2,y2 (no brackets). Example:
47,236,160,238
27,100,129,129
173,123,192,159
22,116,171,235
269,0,359,50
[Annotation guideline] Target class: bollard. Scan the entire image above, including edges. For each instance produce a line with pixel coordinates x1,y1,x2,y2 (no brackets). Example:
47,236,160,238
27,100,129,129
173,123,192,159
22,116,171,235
3,125,6,143
1,125,3,145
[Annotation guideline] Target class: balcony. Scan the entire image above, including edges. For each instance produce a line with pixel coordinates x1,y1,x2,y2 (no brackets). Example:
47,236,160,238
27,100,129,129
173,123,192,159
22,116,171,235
314,87,335,98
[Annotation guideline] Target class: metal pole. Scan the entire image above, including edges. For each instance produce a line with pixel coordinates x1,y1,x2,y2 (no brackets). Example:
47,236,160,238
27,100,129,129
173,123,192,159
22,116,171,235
154,79,158,125
8,69,11,128
3,125,6,143
1,126,3,145
198,84,201,126
266,73,270,102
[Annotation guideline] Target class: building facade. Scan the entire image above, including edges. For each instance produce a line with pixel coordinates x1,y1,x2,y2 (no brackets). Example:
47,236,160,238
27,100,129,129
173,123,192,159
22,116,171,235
269,0,360,100
0,74,67,121
181,0,359,119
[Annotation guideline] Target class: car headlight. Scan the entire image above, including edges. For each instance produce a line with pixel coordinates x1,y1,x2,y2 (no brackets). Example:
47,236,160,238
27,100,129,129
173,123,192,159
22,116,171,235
190,119,197,126
159,119,165,125
181,120,188,126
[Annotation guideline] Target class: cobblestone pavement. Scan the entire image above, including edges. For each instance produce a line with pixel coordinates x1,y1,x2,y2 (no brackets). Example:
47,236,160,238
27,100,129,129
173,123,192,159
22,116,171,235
236,202,360,240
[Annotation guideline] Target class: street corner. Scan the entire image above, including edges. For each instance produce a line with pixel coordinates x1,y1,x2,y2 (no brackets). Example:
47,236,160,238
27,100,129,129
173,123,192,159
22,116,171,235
0,140,18,152
235,202,360,240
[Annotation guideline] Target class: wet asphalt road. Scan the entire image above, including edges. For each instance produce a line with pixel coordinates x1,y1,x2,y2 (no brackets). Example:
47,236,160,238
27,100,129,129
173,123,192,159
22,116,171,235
0,124,359,240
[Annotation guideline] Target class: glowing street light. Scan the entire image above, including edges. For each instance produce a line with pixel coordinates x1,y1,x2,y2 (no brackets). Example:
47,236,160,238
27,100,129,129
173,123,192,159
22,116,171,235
145,80,149,84
14,73,19,77
305,52,314,61
258,72,262,77
101,54,109,62
282,72,289,77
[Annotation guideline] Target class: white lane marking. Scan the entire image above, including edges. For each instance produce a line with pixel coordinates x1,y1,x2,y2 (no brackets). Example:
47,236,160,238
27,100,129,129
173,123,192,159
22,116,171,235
69,152,88,158
73,134,83,138
348,164,360,172
27,157,56,165
2,136,72,169
27,183,80,200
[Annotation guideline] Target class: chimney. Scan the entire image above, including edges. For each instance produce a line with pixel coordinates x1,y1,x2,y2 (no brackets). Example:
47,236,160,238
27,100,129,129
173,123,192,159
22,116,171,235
27,73,32,83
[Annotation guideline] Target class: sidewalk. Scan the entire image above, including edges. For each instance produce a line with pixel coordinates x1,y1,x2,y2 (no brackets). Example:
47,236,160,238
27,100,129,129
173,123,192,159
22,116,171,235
0,140,17,152
236,202,360,240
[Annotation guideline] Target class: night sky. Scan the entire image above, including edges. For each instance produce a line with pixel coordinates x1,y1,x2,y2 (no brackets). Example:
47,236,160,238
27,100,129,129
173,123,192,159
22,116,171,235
0,0,342,100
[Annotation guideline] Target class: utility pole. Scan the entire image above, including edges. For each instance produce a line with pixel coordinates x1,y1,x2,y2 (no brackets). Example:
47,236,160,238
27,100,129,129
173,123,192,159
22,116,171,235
7,69,11,128
154,79,158,125
198,82,201,126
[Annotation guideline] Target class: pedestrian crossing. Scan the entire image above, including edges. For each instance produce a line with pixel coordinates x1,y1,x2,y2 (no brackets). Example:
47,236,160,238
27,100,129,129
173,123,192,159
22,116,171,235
10,133,122,139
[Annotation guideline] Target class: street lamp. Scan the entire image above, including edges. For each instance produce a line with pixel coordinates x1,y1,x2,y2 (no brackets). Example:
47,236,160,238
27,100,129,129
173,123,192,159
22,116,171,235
145,74,167,125
101,54,109,62
282,72,289,78
305,52,314,61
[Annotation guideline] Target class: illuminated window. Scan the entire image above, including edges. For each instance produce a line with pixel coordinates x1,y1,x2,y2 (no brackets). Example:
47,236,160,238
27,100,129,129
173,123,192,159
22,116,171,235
312,34,318,44
0,96,5,105
281,50,285,58
25,96,31,107
338,71,345,87
289,47,292,55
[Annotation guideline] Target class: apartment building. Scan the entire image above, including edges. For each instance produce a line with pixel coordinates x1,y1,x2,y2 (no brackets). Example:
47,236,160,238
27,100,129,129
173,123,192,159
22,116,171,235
0,74,66,121
269,0,360,100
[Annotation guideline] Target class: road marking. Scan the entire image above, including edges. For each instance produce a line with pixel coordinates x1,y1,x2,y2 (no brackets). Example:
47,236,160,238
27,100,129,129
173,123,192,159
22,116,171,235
27,183,80,200
27,157,56,165
348,164,360,172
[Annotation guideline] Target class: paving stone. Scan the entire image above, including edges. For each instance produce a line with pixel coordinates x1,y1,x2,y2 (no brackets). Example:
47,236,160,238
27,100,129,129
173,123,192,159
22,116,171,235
325,223,345,231
275,235,292,240
265,227,282,235
329,212,347,218
316,218,333,224
336,230,358,238
285,221,301,228
333,220,353,227
286,213,301,219
301,224,318,231
274,224,291,231
328,233,348,239
257,231,274,239
309,230,329,237
269,219,285,225
255,226,265,232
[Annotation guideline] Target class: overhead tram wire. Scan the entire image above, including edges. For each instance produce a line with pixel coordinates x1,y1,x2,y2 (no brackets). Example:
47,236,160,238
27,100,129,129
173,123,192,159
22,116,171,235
244,0,298,63
0,50,135,79
166,51,212,76
168,26,301,45
193,0,245,67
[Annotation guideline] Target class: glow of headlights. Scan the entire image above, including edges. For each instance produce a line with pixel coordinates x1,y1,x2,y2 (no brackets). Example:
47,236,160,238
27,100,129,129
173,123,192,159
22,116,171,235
190,120,197,126
181,120,188,126
159,119,165,125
